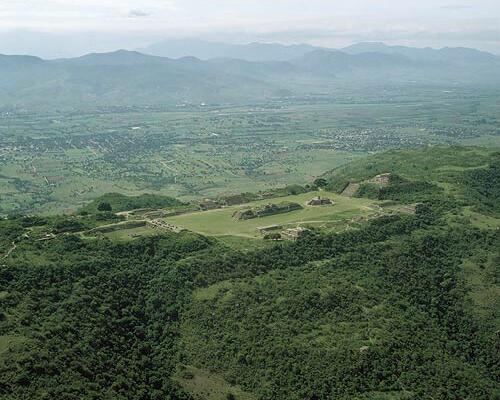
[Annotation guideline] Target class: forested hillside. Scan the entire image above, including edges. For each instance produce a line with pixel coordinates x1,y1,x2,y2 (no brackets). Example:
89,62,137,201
323,146,500,212
0,147,498,399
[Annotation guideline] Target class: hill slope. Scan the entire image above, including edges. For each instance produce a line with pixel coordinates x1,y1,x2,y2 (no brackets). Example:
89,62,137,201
0,146,499,399
1,43,499,110
323,146,500,215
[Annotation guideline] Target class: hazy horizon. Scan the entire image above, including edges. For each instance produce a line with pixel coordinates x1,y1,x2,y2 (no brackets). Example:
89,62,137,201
1,0,499,58
4,34,500,60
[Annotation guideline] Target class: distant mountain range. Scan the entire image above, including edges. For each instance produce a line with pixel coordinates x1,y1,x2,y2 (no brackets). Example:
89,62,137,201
138,39,319,62
139,39,499,65
1,42,499,110
343,42,498,65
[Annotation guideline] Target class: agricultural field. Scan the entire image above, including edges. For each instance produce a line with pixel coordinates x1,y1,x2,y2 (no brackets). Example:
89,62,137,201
164,191,381,238
1,92,499,216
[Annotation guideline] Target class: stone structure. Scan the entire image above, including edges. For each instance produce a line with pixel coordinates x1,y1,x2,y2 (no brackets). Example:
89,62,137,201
281,227,310,241
307,196,333,206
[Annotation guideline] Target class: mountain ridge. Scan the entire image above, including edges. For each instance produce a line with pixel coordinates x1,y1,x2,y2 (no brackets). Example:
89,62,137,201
1,43,499,110
342,42,498,64
138,38,320,61
3,41,498,65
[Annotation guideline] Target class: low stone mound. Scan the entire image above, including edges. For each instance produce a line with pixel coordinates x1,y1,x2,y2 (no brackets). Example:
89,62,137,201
233,202,303,220
342,173,392,197
367,173,392,185
307,196,333,206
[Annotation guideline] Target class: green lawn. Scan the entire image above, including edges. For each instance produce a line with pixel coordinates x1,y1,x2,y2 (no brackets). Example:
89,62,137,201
165,191,379,238
173,366,256,400
215,235,274,251
103,226,159,242
461,207,500,230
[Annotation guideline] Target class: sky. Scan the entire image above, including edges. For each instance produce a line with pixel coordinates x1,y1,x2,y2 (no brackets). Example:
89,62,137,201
1,0,499,57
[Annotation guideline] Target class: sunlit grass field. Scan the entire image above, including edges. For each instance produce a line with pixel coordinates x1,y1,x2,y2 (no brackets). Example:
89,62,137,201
165,191,379,238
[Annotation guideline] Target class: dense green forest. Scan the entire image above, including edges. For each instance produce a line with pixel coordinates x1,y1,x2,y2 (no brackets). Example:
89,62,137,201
81,193,185,214
0,147,499,399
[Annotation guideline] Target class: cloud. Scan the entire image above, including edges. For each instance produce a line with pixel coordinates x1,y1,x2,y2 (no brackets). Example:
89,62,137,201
0,0,499,54
128,9,151,18
441,4,474,10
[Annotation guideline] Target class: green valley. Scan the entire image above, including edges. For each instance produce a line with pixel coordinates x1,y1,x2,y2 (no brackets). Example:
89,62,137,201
1,91,499,216
1,30,500,400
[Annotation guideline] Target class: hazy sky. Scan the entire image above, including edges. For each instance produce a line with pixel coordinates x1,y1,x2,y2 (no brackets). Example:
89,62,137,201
1,0,500,57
